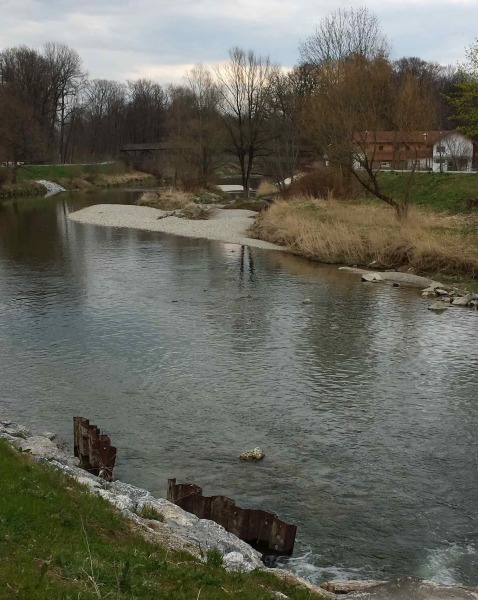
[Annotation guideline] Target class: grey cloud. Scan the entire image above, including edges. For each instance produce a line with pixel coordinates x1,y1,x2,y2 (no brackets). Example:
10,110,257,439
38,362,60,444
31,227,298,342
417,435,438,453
1,0,476,83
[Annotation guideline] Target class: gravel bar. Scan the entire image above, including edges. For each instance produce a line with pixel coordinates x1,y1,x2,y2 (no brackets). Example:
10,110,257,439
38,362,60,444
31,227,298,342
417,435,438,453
68,204,283,251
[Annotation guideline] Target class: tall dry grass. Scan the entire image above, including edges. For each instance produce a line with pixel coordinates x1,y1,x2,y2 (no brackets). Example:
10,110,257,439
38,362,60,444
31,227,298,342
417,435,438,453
138,188,215,219
250,197,478,278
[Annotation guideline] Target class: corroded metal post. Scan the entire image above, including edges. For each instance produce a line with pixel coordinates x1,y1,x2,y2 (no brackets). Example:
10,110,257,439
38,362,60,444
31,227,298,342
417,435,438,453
73,417,116,481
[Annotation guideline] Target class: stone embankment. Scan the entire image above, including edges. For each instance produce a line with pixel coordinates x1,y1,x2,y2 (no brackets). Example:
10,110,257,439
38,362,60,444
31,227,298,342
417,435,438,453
36,179,66,197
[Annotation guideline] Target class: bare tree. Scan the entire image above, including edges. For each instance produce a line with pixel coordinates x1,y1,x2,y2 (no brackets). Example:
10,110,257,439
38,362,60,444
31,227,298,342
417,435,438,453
215,47,280,197
0,84,44,181
300,7,389,66
259,71,301,191
84,79,127,159
125,79,166,143
44,43,86,163
185,65,225,185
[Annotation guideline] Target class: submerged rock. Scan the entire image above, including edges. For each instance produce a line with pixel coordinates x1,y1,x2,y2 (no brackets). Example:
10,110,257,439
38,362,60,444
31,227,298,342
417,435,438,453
240,447,265,461
428,302,448,312
453,293,478,307
302,298,312,304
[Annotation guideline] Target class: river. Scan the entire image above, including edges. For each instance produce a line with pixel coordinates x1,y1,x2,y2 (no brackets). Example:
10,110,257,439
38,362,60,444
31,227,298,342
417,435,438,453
0,189,477,585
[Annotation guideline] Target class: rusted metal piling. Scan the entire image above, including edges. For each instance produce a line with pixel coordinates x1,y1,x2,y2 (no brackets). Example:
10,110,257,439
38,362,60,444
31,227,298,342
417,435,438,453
167,478,296,556
73,417,116,481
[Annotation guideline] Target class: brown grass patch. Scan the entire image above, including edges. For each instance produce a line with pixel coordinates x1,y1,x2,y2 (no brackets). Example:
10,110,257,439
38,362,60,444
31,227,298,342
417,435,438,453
250,197,478,278
138,189,216,219
256,179,279,197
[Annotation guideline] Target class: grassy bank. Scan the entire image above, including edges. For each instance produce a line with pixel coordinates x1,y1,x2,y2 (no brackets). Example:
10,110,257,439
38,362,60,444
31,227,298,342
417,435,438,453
251,197,478,280
0,439,321,600
377,172,478,213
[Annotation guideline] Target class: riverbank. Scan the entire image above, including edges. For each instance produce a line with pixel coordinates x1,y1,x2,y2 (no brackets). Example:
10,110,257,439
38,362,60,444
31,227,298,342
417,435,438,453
68,203,283,250
250,198,478,283
0,420,328,599
0,162,156,199
3,420,478,599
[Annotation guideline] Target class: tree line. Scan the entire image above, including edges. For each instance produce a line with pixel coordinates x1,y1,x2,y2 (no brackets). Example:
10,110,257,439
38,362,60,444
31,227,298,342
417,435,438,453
0,7,475,204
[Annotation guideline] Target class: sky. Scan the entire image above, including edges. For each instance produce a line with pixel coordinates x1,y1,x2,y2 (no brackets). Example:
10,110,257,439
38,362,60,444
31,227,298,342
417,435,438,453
1,0,476,84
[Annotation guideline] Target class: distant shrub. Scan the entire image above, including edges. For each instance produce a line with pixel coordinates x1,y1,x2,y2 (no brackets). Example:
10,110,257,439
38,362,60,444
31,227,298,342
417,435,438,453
0,168,12,188
286,167,360,200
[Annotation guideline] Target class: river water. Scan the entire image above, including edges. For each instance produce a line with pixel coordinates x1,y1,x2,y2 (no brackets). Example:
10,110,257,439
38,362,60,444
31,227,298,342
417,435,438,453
0,190,477,586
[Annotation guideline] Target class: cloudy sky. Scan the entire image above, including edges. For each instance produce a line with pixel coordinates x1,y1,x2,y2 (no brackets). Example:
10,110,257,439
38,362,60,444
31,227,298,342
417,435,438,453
1,0,475,83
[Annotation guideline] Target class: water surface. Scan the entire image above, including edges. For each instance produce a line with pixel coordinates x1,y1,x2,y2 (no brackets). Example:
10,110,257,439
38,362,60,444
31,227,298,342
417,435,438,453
0,189,477,585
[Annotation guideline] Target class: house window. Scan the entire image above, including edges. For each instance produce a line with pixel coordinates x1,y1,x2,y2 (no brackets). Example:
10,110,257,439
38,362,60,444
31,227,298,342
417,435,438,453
378,145,384,151
380,161,391,168
436,145,446,153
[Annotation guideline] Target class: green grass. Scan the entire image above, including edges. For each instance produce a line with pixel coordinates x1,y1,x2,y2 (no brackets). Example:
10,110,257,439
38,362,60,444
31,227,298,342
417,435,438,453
0,440,322,600
377,172,478,212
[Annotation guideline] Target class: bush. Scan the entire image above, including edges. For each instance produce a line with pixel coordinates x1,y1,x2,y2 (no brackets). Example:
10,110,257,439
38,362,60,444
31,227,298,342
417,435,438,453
0,168,12,188
286,167,360,200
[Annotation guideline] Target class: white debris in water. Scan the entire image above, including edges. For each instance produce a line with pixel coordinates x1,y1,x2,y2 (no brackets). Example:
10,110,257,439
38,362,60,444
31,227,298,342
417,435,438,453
36,180,66,197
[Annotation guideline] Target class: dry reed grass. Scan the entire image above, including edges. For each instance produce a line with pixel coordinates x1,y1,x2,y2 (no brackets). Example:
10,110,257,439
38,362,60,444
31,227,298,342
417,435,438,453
138,188,196,210
256,179,279,197
250,197,478,278
138,189,215,219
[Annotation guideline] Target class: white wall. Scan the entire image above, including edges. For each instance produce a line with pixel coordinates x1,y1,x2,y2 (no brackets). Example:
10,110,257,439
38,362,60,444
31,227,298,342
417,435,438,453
432,133,474,172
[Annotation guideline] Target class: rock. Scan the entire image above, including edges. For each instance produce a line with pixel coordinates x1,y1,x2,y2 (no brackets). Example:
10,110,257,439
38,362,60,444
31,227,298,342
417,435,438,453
223,551,255,572
16,436,79,467
428,302,448,312
422,291,432,297
344,576,478,599
440,297,452,303
302,298,312,304
452,294,474,306
0,421,31,439
392,283,400,287
435,288,449,296
340,267,441,288
361,272,383,282
469,299,478,308
240,447,265,461
273,593,289,599
41,431,56,440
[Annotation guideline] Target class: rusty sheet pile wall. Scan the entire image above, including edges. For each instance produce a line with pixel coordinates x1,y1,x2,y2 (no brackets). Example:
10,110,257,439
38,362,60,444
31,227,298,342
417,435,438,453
73,417,116,481
167,478,296,555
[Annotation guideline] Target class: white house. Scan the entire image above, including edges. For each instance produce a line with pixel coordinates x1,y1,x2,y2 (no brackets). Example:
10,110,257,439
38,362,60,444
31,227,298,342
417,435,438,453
432,131,474,172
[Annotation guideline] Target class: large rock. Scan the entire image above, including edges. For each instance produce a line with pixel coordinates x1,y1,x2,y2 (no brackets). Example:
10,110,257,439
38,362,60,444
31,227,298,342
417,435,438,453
452,293,478,307
343,577,478,599
340,267,440,288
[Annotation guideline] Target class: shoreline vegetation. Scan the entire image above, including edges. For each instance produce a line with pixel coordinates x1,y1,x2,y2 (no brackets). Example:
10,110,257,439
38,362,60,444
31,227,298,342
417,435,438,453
249,197,478,282
0,161,155,199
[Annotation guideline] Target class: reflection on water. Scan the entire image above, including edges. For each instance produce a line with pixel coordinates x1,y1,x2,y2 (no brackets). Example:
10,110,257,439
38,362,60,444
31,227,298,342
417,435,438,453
0,190,477,585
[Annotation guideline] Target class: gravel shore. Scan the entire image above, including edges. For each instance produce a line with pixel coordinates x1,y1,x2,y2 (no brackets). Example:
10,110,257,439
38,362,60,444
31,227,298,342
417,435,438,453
68,204,283,250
